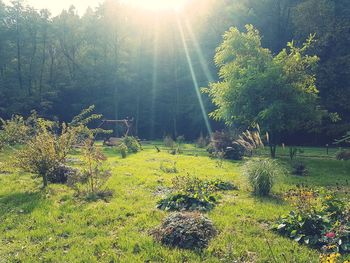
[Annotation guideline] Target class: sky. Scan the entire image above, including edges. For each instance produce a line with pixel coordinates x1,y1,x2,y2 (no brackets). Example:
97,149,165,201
4,0,103,16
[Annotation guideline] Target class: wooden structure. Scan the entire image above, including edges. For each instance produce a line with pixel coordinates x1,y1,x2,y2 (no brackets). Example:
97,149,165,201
98,118,134,146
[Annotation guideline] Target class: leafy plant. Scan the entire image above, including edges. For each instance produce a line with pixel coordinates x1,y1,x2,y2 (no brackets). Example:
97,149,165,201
157,175,217,212
244,158,282,196
275,190,350,253
16,120,76,187
206,179,238,191
207,130,245,160
0,111,38,148
122,136,142,153
117,142,128,158
71,138,113,201
151,212,217,250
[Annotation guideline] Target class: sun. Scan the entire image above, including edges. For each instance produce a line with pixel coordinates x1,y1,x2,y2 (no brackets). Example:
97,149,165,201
121,0,188,11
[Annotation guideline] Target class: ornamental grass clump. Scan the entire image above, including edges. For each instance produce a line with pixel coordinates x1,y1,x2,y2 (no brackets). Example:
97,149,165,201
151,212,217,250
244,158,282,196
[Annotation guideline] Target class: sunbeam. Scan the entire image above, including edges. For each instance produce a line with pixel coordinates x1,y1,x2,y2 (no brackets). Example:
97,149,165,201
184,19,214,83
176,16,213,137
150,15,160,138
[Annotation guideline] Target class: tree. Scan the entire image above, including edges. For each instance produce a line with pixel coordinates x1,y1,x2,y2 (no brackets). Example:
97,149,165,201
205,25,322,157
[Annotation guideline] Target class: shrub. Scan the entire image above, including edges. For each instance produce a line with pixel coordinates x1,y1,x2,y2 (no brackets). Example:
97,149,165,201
47,164,81,184
122,136,141,153
207,130,245,160
117,142,128,158
292,161,308,176
163,135,175,148
207,179,238,191
157,194,215,212
275,190,350,253
244,158,282,196
157,175,217,212
80,139,112,198
336,150,350,161
16,120,76,187
151,212,217,250
0,113,36,147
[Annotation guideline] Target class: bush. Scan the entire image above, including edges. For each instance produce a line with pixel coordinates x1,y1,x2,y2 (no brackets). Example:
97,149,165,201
47,164,80,184
157,175,217,212
292,161,308,176
157,194,215,212
151,212,217,250
207,130,245,160
16,120,76,187
0,113,36,147
274,193,350,253
117,142,128,158
123,136,141,153
336,150,350,161
206,179,238,191
244,158,282,196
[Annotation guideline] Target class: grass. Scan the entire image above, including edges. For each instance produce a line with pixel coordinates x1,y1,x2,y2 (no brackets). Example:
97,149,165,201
0,143,349,262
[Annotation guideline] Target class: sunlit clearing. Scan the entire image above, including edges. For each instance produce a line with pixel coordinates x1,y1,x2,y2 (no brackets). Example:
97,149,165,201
122,0,187,11
176,17,213,138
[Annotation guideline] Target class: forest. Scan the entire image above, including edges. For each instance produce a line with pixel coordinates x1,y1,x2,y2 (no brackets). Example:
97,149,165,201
0,0,350,262
0,0,349,142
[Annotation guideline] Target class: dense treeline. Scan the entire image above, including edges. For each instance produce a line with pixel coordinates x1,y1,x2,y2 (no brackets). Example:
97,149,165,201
0,0,349,142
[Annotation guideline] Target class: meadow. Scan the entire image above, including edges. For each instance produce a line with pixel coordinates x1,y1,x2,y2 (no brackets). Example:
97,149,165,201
1,143,349,262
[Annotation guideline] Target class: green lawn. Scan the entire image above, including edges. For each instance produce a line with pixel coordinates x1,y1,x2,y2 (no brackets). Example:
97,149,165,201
0,144,349,262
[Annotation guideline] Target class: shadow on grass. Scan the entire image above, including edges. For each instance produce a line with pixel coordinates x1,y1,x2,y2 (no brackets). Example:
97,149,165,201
0,192,43,218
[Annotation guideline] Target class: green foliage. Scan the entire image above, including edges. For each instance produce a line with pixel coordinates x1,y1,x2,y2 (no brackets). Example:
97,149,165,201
207,179,238,191
336,150,350,161
117,143,128,158
244,158,282,196
71,138,113,201
207,130,245,160
275,192,350,253
151,212,217,250
205,25,322,145
15,120,76,187
157,175,217,212
122,136,141,153
0,112,38,147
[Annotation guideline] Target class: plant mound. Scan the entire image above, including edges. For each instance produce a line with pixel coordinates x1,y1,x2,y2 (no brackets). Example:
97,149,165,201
152,212,217,250
157,194,216,212
47,164,80,184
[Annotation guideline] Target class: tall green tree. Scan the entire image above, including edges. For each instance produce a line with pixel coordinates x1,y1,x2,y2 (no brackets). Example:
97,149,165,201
205,25,322,157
